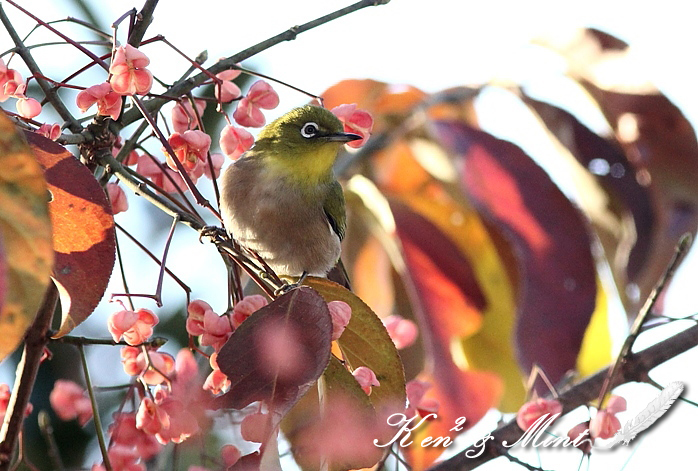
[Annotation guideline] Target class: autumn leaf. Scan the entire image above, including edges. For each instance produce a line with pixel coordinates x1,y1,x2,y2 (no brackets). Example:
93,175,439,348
25,132,116,337
433,120,598,385
305,277,406,411
538,27,698,314
0,113,53,361
213,287,333,418
391,201,503,469
282,356,385,471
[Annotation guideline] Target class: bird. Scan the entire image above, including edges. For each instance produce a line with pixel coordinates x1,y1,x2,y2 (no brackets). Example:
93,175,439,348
219,104,361,286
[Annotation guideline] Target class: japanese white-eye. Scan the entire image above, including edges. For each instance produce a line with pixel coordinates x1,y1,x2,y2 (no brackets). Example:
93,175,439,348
219,105,361,280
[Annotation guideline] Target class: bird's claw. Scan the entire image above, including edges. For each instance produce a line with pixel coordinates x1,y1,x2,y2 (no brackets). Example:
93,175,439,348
199,225,227,244
273,272,309,296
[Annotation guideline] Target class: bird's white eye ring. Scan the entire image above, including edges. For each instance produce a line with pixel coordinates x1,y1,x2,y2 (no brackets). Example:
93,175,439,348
300,122,319,138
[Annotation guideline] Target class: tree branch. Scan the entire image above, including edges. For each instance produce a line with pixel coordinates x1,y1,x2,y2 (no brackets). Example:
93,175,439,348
119,0,391,126
426,322,698,471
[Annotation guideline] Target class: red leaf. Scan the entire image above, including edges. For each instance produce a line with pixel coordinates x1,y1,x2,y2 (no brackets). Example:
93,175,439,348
523,95,654,281
391,202,502,469
391,201,486,340
213,287,332,415
26,132,116,337
433,121,597,384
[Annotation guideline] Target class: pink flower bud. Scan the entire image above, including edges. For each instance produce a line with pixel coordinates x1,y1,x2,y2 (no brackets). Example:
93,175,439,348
383,315,418,349
49,380,93,426
109,45,153,96
331,103,374,148
231,295,268,327
328,300,351,340
16,96,42,119
221,444,241,467
219,125,254,160
516,398,563,431
590,409,621,439
106,182,129,214
352,366,380,395
241,412,272,443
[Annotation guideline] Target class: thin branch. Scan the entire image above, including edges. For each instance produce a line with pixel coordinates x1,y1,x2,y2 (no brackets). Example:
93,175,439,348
426,322,698,471
119,0,391,127
153,216,179,307
50,335,168,348
0,3,82,132
596,233,692,407
78,344,112,471
114,222,191,300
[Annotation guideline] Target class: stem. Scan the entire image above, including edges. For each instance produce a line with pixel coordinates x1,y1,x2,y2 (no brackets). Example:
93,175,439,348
596,233,692,408
0,285,59,470
78,344,112,471
426,322,698,471
0,3,83,133
114,222,191,299
51,335,168,348
153,216,179,307
119,0,391,127
37,412,65,471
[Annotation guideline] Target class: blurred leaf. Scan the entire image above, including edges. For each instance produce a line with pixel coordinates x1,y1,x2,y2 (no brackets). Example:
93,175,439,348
540,28,698,313
322,79,427,118
25,132,116,337
522,94,654,286
306,277,406,411
282,356,383,471
576,280,612,376
395,190,526,411
390,201,503,469
0,114,53,360
581,83,698,312
351,235,394,319
0,234,5,313
391,200,485,339
214,287,332,417
433,120,597,385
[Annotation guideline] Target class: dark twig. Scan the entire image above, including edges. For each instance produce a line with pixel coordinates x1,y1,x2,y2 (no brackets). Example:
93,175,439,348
596,233,692,408
119,0,391,127
426,322,698,471
0,2,83,132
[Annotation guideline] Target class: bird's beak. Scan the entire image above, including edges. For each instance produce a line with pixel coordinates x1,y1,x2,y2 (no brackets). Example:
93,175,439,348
323,132,362,143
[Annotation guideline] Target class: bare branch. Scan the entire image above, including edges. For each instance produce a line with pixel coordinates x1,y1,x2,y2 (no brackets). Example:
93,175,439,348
426,322,698,471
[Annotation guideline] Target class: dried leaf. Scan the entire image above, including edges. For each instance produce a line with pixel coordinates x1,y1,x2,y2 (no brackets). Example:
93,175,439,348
0,114,53,361
25,132,116,336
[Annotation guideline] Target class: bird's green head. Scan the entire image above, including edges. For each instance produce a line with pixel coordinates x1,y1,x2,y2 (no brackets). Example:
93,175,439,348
253,105,361,185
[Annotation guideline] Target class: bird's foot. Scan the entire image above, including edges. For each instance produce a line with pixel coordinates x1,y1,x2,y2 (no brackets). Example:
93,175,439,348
199,225,228,244
274,272,309,296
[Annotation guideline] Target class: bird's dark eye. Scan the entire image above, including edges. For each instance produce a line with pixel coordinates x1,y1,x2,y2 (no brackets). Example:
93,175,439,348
300,122,319,138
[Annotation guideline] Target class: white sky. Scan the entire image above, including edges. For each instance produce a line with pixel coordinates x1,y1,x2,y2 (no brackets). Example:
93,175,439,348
2,0,698,469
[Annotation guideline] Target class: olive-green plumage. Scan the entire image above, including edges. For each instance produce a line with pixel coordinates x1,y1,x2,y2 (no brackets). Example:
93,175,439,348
219,105,360,277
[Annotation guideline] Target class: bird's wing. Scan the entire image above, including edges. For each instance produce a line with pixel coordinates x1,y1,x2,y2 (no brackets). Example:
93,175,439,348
323,180,346,241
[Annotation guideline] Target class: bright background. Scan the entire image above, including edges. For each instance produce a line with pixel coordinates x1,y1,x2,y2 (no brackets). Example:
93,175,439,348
2,0,698,469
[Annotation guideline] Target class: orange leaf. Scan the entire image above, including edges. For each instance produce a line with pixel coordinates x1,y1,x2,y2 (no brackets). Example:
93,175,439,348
25,132,116,337
0,113,53,360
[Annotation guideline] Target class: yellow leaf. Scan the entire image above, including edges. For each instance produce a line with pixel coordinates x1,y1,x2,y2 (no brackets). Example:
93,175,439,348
0,111,53,361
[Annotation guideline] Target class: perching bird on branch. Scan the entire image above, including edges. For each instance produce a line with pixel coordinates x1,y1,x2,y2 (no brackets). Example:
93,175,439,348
219,105,360,285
